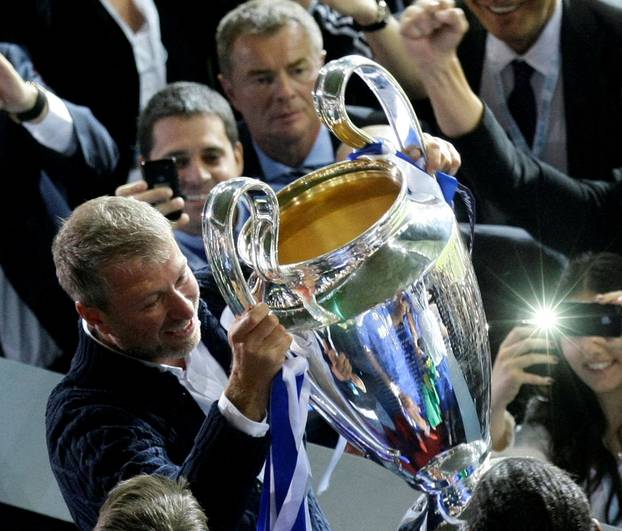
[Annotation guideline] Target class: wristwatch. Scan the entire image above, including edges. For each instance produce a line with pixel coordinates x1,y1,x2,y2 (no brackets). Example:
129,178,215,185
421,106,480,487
352,1,390,33
12,81,47,123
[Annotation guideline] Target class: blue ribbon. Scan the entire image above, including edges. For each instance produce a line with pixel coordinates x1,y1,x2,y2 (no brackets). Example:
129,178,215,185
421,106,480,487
347,142,459,205
257,358,312,531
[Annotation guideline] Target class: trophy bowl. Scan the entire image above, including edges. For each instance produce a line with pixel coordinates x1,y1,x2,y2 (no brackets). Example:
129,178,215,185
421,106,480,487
202,56,491,527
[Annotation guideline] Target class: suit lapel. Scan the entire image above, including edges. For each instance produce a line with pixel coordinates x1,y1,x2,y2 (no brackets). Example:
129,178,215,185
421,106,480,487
198,301,233,376
239,120,265,179
560,0,596,179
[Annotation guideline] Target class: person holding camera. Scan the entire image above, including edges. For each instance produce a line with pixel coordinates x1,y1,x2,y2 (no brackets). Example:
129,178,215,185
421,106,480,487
491,252,622,526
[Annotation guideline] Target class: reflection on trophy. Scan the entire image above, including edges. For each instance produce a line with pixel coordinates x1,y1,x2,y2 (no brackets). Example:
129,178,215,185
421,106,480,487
202,56,491,529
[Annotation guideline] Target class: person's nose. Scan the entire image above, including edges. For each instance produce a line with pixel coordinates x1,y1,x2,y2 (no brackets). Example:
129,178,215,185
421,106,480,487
581,336,609,357
168,289,195,321
179,158,211,189
273,71,296,100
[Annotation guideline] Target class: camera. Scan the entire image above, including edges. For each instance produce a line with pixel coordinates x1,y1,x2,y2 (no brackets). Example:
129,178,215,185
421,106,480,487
553,302,622,337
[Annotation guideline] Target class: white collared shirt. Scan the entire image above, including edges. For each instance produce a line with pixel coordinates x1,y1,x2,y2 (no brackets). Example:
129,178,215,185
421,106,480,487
479,0,567,172
99,0,167,110
82,320,269,437
23,87,77,156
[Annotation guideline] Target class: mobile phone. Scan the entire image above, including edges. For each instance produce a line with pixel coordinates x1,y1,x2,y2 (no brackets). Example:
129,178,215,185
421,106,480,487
141,158,183,221
555,302,622,337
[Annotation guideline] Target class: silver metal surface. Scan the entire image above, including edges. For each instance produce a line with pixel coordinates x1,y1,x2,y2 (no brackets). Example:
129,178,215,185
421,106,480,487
313,54,427,161
202,56,491,526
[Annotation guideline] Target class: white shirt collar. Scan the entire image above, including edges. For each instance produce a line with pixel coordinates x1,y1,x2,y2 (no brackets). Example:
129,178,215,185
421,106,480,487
485,0,563,77
99,0,167,109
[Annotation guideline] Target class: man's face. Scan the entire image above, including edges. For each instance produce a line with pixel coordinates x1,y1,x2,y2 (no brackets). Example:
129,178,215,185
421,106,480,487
94,240,201,362
220,22,324,155
149,113,243,235
464,0,556,54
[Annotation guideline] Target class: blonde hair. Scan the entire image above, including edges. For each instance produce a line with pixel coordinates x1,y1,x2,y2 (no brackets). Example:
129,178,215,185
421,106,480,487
95,474,208,531
53,196,175,309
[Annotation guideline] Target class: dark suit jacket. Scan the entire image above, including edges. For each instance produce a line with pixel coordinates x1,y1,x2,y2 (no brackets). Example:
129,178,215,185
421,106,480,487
46,300,268,531
0,0,228,191
453,106,622,256
455,0,622,184
0,43,118,368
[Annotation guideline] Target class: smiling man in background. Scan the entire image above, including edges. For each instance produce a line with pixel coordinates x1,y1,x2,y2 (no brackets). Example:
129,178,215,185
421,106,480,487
399,0,622,224
116,82,243,270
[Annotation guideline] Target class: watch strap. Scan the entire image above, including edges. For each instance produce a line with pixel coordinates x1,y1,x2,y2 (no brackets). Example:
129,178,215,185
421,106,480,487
352,1,389,33
13,82,47,123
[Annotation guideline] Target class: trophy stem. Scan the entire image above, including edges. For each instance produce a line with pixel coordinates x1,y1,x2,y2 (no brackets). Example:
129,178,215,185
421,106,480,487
397,495,441,531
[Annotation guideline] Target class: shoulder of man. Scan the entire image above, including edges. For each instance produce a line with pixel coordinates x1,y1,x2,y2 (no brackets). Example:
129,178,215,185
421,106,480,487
563,0,622,39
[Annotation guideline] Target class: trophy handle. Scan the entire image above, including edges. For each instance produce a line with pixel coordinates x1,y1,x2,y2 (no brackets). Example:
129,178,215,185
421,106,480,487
313,54,428,164
202,177,292,316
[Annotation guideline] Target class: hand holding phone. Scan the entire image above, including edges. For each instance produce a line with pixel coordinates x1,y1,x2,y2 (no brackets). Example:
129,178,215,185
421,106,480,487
141,158,184,221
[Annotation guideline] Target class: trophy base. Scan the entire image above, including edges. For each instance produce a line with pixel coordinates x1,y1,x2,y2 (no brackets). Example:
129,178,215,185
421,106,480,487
397,494,463,531
397,494,454,531
396,441,490,530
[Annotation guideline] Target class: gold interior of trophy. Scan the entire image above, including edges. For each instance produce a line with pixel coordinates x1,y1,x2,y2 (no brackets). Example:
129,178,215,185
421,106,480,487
277,170,400,265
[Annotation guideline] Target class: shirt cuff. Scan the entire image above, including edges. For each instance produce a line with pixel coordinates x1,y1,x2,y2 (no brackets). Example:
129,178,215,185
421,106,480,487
23,88,77,156
218,393,269,438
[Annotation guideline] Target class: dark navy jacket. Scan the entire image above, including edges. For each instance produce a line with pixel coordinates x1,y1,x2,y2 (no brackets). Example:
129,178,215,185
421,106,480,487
46,300,268,531
0,42,118,369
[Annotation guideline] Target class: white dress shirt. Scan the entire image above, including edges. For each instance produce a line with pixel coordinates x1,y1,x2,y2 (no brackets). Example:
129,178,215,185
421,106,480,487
479,0,567,172
82,320,269,437
99,0,167,110
23,88,77,155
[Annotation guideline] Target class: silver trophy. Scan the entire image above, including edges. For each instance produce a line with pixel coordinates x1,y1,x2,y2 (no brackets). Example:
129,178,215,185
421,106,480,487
202,56,491,529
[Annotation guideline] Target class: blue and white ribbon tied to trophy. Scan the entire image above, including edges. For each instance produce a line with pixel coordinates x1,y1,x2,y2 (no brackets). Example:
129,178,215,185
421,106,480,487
202,56,492,531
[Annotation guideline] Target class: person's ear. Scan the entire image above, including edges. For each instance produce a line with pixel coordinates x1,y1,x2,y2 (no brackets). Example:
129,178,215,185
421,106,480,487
219,74,240,111
233,141,244,175
76,302,112,335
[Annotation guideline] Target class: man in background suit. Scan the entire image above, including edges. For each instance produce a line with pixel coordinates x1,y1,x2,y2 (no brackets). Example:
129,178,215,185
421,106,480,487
216,0,385,190
0,0,228,191
400,0,622,220
0,42,118,370
399,0,622,253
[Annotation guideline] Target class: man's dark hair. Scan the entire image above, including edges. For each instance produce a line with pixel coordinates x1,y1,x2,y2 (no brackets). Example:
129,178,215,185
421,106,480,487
465,457,594,531
557,252,622,299
137,81,238,158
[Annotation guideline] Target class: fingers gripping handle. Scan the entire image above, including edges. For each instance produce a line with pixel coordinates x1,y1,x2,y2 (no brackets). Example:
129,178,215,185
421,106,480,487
202,177,284,316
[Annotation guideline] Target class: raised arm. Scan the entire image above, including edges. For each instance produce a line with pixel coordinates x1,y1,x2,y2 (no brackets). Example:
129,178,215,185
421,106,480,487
313,0,428,98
